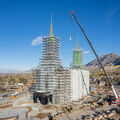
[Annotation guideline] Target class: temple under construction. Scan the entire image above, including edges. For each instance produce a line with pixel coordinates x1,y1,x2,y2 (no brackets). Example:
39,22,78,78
70,37,89,101
32,17,71,104
32,17,89,104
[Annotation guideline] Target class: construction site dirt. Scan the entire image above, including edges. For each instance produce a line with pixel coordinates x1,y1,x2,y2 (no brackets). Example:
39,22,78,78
0,83,120,120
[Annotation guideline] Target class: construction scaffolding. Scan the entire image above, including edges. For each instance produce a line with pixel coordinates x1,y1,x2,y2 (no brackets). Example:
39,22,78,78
71,39,83,69
33,36,71,104
32,17,71,104
36,36,61,92
54,67,71,104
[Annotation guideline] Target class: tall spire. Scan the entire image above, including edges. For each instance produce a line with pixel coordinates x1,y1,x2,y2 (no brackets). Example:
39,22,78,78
76,33,79,49
49,16,54,38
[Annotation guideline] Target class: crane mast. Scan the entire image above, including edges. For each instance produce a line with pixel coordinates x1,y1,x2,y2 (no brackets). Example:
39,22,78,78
70,11,119,100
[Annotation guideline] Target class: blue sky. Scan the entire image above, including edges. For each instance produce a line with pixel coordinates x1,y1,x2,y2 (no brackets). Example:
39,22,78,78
0,0,120,71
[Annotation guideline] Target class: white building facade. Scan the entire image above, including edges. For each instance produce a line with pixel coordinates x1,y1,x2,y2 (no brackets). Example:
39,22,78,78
70,69,89,101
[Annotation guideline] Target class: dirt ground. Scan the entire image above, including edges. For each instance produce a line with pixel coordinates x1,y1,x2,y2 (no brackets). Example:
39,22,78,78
34,113,49,119
0,104,12,109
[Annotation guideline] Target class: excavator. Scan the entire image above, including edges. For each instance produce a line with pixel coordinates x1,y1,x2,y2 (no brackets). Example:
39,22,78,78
70,11,120,107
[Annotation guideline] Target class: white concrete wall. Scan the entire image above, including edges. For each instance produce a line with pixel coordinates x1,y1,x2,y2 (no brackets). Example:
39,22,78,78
70,69,89,101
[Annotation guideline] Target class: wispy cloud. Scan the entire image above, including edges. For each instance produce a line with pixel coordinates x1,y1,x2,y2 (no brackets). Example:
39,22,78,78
31,36,43,46
83,50,90,54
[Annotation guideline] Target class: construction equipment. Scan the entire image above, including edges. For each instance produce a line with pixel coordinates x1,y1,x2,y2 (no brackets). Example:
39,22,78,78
63,105,73,113
70,11,120,106
19,81,33,91
66,106,73,112
11,81,33,99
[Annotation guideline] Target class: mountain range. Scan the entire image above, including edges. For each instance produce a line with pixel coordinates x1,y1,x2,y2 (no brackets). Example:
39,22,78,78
86,53,120,71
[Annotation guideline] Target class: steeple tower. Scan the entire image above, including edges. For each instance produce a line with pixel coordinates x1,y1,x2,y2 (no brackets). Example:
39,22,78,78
49,16,54,38
77,40,79,49
76,33,79,49
71,34,83,69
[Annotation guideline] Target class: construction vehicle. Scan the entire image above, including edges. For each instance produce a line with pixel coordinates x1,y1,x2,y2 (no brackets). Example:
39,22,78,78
70,11,120,106
63,105,73,113
66,105,73,112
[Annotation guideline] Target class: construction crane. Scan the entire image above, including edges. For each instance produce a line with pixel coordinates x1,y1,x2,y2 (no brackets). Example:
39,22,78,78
70,11,120,106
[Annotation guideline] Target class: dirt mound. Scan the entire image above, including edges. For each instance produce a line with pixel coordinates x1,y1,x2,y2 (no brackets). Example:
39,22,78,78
34,113,49,119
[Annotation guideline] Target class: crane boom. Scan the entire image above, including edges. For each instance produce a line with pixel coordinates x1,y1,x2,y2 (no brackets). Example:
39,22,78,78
70,11,119,100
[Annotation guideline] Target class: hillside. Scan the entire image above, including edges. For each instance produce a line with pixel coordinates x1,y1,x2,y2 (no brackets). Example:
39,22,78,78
86,53,120,71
